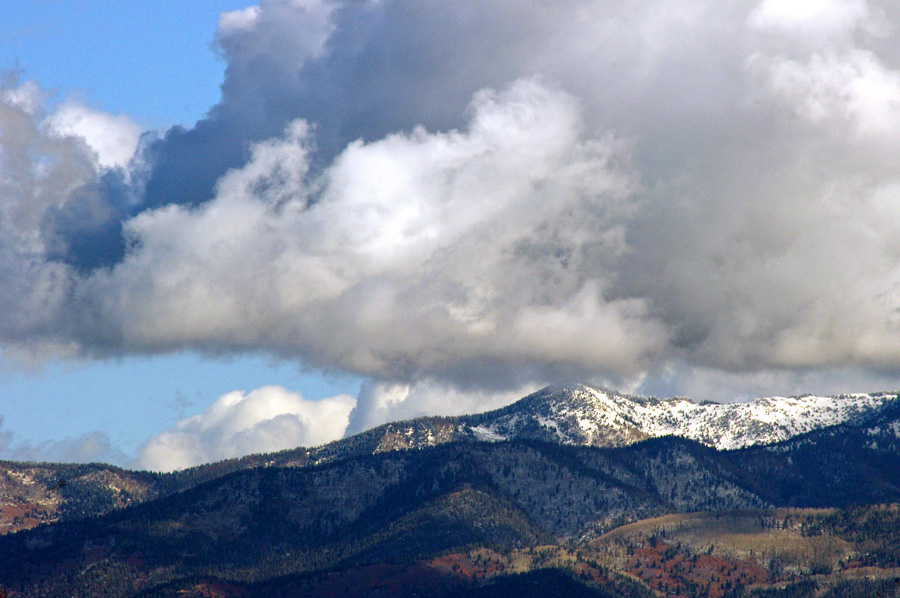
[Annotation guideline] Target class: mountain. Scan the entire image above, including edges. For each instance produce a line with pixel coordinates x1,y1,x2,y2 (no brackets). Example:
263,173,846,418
287,383,900,469
456,384,900,450
2,383,898,537
2,385,900,596
4,419,900,597
0,461,161,535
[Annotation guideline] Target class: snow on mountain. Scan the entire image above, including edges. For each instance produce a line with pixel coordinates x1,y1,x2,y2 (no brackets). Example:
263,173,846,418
296,383,900,469
460,383,900,450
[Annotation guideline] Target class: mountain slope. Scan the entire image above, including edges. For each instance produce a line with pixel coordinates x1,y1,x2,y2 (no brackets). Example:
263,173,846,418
728,398,900,507
0,461,161,534
6,408,900,598
0,438,764,596
3,383,898,537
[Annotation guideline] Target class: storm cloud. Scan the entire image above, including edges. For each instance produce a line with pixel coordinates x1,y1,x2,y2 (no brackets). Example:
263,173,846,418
4,0,900,432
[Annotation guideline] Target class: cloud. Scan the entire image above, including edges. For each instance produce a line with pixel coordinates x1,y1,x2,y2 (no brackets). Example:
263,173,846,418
0,418,129,465
748,0,883,39
753,49,900,138
138,379,530,471
1,77,44,115
82,79,659,390
345,380,538,437
4,0,900,428
636,364,900,405
135,386,355,472
44,101,142,169
0,77,93,353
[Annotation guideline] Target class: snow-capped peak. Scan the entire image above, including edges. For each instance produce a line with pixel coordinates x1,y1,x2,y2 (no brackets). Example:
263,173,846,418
461,383,899,450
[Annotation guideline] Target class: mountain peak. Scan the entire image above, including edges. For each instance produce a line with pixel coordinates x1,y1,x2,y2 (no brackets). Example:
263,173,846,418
458,383,900,451
276,383,900,475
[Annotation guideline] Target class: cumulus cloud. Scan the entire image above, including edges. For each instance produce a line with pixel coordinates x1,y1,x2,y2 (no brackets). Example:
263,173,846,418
0,77,92,355
83,80,657,392
5,0,900,433
135,386,355,472
45,101,141,169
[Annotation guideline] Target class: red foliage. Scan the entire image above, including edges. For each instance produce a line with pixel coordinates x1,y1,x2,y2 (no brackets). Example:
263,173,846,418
624,542,769,598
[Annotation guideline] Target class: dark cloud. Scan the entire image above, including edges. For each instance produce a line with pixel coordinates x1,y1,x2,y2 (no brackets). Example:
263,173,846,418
129,0,544,223
41,171,130,271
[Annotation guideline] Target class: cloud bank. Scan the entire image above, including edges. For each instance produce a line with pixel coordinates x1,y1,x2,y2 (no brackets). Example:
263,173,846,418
4,0,900,437
135,386,354,472
0,417,128,465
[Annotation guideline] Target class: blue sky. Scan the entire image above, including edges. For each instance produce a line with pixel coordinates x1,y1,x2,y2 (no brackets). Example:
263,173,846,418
0,353,359,455
3,0,900,471
0,2,248,127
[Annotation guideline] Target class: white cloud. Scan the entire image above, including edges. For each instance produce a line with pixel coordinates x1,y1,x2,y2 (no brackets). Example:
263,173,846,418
218,5,260,32
748,0,879,39
86,79,657,387
45,102,142,169
748,46,900,140
215,0,334,79
135,386,355,472
747,0,900,140
0,78,96,354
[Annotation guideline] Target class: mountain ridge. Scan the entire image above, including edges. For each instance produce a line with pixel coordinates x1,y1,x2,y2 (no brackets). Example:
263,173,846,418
2,383,899,536
4,427,900,597
3,383,900,596
296,383,900,465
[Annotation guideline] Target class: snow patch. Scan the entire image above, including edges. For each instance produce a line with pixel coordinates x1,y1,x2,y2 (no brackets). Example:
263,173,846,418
470,426,507,442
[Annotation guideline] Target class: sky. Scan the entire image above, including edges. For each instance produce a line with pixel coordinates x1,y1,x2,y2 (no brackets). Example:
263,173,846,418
3,0,900,472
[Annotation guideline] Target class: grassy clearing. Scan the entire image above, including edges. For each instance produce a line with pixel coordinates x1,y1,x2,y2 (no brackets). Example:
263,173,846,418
591,509,853,570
